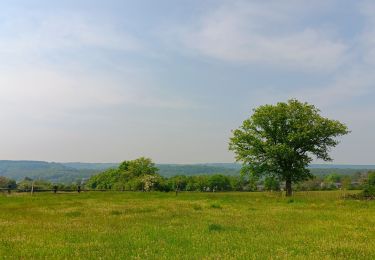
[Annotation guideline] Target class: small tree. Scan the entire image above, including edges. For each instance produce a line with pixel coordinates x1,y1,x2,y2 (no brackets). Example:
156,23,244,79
229,99,349,196
86,157,159,191
367,171,375,186
0,176,16,189
341,176,352,190
363,171,375,197
207,174,231,191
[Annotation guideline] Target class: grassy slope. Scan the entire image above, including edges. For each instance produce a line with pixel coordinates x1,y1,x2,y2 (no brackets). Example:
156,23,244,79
0,191,374,259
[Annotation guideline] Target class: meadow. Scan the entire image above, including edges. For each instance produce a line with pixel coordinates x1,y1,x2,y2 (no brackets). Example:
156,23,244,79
0,191,374,259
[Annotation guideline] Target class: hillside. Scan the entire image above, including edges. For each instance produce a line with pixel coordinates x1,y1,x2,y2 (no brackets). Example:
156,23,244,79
156,164,240,177
62,162,118,170
0,161,97,183
1,160,375,184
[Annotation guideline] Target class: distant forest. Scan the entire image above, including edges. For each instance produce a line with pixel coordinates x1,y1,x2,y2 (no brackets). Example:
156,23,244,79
0,160,375,184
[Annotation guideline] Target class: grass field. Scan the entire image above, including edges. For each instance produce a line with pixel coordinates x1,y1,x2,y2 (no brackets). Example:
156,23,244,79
0,191,374,259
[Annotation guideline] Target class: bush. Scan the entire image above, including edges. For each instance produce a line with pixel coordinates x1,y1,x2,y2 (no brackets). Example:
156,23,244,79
363,185,375,198
0,176,16,189
17,179,52,191
346,173,375,200
362,172,375,198
368,172,375,186
264,176,280,191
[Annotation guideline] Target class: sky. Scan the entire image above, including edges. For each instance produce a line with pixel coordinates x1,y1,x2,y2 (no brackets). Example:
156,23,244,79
0,0,374,164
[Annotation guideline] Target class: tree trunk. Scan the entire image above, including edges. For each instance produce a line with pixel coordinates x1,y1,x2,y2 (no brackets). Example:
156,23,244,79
285,179,292,197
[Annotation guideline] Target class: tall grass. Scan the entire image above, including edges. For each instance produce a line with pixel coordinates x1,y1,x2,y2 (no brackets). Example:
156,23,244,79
0,191,374,259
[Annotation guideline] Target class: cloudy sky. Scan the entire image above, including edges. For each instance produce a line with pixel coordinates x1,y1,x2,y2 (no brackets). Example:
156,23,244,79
0,0,374,164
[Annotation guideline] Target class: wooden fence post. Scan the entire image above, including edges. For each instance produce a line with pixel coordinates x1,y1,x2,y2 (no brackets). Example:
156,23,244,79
31,181,34,196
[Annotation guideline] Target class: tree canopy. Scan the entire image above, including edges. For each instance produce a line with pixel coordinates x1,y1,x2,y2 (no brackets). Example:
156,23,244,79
86,157,160,191
229,99,349,196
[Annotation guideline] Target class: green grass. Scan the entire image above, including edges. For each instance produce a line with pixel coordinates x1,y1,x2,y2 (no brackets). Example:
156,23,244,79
0,191,374,259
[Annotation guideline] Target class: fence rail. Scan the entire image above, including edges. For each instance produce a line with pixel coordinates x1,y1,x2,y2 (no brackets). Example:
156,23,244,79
0,187,109,194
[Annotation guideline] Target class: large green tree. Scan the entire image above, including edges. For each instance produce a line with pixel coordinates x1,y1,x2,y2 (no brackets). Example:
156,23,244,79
229,99,349,196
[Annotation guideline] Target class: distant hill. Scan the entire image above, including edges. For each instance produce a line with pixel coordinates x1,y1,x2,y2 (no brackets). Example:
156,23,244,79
62,162,118,171
310,164,375,169
0,160,98,183
156,164,240,177
0,161,242,183
309,164,375,176
1,160,374,184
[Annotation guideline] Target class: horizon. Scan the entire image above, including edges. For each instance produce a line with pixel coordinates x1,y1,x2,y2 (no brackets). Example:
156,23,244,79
2,159,375,168
1,1,375,164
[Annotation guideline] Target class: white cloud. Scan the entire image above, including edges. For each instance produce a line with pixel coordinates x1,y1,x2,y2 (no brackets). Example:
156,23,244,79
0,68,120,119
0,67,192,123
359,1,375,65
0,11,141,58
290,69,375,108
287,0,375,107
168,1,347,71
0,10,191,122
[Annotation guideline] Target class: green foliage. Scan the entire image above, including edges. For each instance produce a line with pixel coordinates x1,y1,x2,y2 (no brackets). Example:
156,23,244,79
168,175,188,191
207,174,231,191
362,171,375,198
325,173,341,183
368,171,375,186
341,176,352,190
87,165,263,192
156,164,240,177
295,176,322,191
17,178,52,191
0,176,16,189
264,176,280,191
86,157,160,191
3,160,374,190
166,174,253,192
229,99,349,195
363,186,375,198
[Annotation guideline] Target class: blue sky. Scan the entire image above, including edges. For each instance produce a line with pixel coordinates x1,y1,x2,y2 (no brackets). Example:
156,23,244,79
0,0,374,164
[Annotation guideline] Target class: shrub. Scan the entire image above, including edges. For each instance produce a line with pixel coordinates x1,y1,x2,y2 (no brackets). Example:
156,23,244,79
0,177,16,189
362,185,375,198
362,172,375,198
346,173,375,200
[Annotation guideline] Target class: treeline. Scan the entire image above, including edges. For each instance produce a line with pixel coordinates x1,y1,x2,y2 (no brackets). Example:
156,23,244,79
85,158,273,192
0,176,80,191
1,158,374,193
84,158,375,192
156,164,239,178
3,160,375,185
